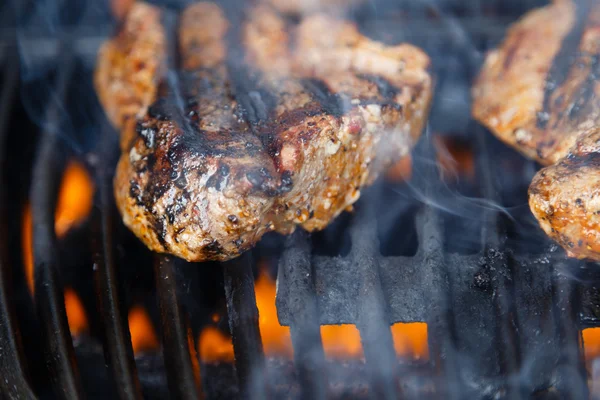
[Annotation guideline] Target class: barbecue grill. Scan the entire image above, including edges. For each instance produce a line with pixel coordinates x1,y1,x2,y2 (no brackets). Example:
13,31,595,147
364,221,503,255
2,0,599,399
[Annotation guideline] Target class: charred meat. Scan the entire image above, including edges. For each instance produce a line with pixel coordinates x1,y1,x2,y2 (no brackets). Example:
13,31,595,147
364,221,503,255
96,2,432,262
473,0,600,260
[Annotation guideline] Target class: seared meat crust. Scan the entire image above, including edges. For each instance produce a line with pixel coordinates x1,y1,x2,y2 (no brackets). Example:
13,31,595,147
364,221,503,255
95,2,166,150
99,2,432,261
474,1,600,260
529,128,600,260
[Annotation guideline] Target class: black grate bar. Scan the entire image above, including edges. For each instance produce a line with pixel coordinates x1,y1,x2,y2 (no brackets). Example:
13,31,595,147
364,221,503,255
154,255,202,400
350,206,399,400
552,264,589,399
31,49,84,400
221,254,266,399
277,230,327,400
0,52,36,400
92,132,142,400
415,137,462,399
475,125,522,397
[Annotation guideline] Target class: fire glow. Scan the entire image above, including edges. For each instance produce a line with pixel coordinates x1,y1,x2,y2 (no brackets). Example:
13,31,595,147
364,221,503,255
584,328,600,361
22,160,95,294
64,287,88,336
199,269,428,361
128,305,159,354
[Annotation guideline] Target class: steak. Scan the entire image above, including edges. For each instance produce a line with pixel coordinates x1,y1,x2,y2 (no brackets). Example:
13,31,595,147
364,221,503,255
473,0,600,260
96,1,432,262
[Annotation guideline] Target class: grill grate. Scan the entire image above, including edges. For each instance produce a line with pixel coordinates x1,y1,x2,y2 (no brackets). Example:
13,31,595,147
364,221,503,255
0,0,598,399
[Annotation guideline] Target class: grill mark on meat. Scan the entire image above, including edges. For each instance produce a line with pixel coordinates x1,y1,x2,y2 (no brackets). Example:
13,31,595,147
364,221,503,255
299,78,346,116
105,1,431,261
224,4,279,127
563,151,600,169
356,73,400,100
538,0,591,129
567,54,600,121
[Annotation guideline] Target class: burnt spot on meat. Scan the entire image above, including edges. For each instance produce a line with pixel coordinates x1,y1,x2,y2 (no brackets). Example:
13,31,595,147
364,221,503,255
226,62,277,126
206,163,230,191
568,54,600,121
152,217,168,249
357,73,399,99
538,0,591,129
148,97,178,121
279,170,293,192
165,195,187,224
174,171,187,189
245,167,279,195
204,240,224,257
228,214,239,224
563,151,600,169
129,180,144,206
136,122,158,148
300,78,344,116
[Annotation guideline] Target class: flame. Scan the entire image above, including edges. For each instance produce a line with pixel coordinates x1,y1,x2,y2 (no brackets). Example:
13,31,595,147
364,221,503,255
584,328,600,361
385,155,412,182
391,322,428,360
199,268,429,362
64,287,88,336
321,325,363,358
128,305,159,354
22,161,95,294
254,270,293,357
199,326,234,362
187,325,202,389
434,136,475,180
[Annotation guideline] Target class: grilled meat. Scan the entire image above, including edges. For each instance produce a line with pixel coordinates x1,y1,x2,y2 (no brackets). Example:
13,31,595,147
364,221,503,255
97,2,432,262
529,128,600,260
95,2,166,151
473,0,600,260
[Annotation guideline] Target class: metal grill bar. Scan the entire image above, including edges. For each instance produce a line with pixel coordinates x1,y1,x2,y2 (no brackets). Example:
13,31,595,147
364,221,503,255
278,230,327,400
0,49,36,400
154,255,202,400
92,132,142,400
552,263,588,399
221,254,266,399
31,49,84,399
350,208,399,400
475,126,522,398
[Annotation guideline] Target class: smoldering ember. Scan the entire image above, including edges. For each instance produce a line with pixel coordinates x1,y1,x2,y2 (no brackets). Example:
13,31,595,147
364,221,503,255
2,0,600,399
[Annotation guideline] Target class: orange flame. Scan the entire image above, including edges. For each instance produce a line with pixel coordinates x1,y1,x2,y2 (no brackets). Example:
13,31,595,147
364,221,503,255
199,326,234,362
22,161,95,294
584,328,600,361
128,305,159,354
254,270,293,357
321,325,363,358
64,287,88,336
391,322,428,360
385,155,412,183
198,268,429,362
434,136,475,180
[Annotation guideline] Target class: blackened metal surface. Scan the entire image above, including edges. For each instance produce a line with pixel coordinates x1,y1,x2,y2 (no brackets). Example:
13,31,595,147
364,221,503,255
154,255,202,400
91,130,142,400
349,208,398,400
277,231,327,400
0,49,36,400
221,254,266,399
31,50,84,399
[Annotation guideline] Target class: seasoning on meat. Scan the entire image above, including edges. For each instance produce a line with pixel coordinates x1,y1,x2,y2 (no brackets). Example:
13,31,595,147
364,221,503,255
96,1,433,262
473,0,600,260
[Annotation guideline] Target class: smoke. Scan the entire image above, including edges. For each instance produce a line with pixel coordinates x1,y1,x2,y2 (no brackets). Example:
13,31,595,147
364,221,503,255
11,0,115,154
